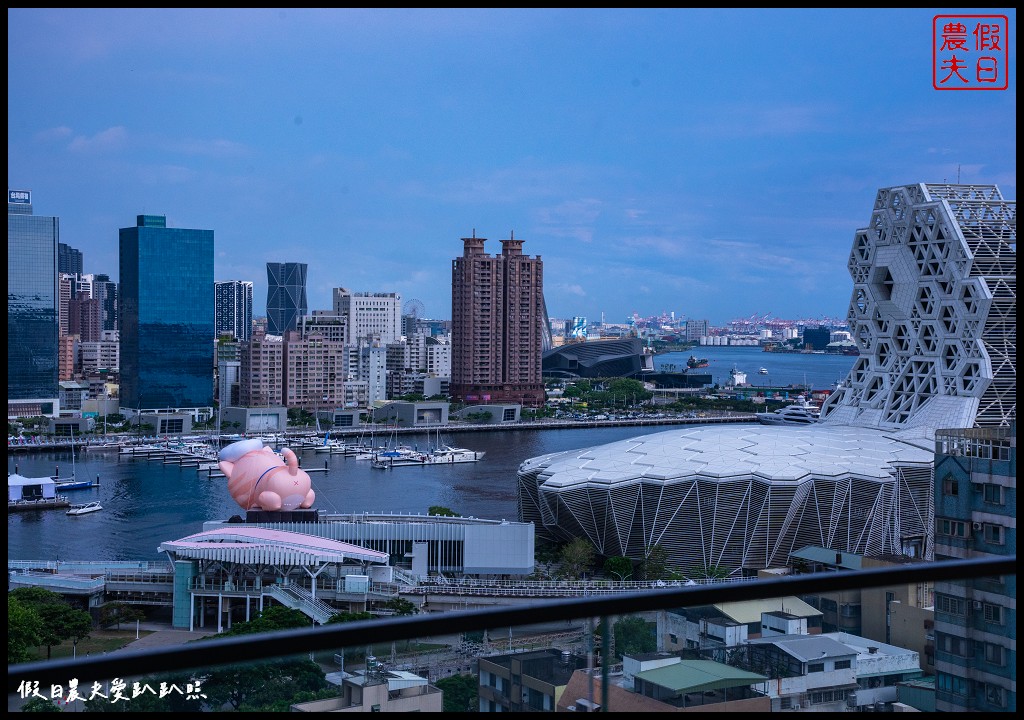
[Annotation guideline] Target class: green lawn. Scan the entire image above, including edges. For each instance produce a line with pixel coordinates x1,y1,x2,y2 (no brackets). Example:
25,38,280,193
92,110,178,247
30,629,154,661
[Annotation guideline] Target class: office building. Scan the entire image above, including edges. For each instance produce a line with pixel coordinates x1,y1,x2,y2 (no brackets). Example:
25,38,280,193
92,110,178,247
685,318,709,343
266,262,307,335
332,288,402,344
57,241,83,275
8,189,60,417
119,214,214,410
450,233,546,407
80,331,120,378
214,280,254,342
932,424,1016,712
519,183,1016,575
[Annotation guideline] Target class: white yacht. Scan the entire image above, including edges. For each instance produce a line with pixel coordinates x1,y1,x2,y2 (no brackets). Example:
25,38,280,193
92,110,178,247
66,501,103,516
755,396,821,426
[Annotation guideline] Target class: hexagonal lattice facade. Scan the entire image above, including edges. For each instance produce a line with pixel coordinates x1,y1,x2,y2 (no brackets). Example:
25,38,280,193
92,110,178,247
822,183,1016,434
518,183,1015,576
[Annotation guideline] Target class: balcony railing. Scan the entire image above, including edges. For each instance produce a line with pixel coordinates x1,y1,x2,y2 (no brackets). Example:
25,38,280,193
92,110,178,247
8,556,1016,705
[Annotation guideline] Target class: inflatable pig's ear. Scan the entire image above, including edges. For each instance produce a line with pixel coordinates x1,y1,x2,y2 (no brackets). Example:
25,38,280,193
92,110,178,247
219,438,264,461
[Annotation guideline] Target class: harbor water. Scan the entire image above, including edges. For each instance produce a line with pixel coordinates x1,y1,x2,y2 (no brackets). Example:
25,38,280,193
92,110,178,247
9,351,857,564
655,346,856,391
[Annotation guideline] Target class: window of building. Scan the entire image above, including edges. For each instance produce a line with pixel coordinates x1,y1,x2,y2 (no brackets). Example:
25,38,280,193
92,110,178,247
936,594,965,616
779,697,793,710
937,519,968,537
808,662,825,673
942,475,959,495
834,659,852,669
984,643,1005,666
937,632,970,656
982,603,1003,624
983,523,1004,544
669,633,678,645
982,483,1004,504
985,684,1006,708
937,673,970,696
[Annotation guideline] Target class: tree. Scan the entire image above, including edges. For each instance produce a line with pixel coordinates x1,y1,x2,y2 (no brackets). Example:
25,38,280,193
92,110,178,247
217,605,311,636
99,602,145,630
689,564,729,580
328,611,374,624
558,537,595,579
9,594,45,664
638,544,669,581
200,659,327,712
436,673,478,712
603,556,633,581
428,505,459,517
382,597,418,616
612,616,656,659
21,697,63,713
10,587,93,660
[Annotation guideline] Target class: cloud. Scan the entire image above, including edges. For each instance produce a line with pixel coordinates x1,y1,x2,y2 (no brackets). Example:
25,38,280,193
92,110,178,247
550,283,587,297
67,126,128,154
35,126,73,142
167,138,251,159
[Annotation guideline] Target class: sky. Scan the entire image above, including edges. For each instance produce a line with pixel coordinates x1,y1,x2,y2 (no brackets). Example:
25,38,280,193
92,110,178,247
8,8,1016,326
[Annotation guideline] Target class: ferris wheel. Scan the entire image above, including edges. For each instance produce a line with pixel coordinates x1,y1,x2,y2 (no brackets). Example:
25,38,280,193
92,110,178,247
402,298,426,318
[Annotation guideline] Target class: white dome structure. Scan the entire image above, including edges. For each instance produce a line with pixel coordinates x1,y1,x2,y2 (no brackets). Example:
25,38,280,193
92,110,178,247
518,183,1015,576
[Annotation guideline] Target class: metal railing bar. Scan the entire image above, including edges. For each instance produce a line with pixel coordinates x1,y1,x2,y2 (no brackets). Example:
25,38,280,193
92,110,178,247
7,555,1014,691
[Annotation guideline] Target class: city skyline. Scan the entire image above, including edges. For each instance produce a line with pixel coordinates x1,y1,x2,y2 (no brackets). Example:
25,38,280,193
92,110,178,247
8,8,1016,325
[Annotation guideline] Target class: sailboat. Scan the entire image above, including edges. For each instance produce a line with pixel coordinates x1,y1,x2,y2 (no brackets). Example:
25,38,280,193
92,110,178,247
53,428,100,491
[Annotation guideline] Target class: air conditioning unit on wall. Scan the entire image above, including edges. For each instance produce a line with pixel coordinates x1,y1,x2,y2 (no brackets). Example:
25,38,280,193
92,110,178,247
972,521,983,531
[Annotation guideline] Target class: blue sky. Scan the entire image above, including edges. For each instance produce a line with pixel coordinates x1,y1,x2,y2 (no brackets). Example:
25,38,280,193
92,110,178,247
8,8,1016,326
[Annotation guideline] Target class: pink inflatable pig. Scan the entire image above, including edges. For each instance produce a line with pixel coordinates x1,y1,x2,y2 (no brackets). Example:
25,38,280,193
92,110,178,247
218,438,315,512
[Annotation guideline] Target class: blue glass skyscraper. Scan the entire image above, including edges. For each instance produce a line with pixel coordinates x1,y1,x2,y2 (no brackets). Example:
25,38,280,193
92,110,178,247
7,189,59,415
266,262,307,335
119,215,214,410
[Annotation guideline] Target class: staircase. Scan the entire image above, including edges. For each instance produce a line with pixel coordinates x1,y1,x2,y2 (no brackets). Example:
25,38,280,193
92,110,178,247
265,582,336,624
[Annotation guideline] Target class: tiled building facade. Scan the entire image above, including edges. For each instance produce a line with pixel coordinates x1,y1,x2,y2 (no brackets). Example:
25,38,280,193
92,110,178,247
450,233,546,407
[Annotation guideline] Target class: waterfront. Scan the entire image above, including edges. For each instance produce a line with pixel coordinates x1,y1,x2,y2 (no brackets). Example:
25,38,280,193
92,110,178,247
655,345,856,390
8,349,858,565
8,424,720,563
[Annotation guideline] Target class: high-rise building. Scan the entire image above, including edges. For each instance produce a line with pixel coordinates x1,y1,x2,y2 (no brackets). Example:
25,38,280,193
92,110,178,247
240,329,283,407
58,273,74,337
450,232,546,407
119,214,214,410
91,273,118,331
266,262,307,335
68,292,102,342
215,280,254,342
58,241,83,275
8,189,60,416
932,424,1016,712
332,288,402,344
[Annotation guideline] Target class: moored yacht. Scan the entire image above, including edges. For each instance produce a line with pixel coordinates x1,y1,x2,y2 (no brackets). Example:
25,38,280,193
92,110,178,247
755,395,821,426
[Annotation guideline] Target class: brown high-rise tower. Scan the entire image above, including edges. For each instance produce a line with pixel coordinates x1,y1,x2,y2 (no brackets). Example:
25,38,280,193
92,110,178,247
450,232,547,408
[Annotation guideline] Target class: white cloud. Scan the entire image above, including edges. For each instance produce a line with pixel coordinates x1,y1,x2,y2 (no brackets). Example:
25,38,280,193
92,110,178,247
67,126,128,154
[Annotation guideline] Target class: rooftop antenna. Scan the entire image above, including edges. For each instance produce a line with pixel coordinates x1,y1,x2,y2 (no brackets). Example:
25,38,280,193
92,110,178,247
957,164,961,183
